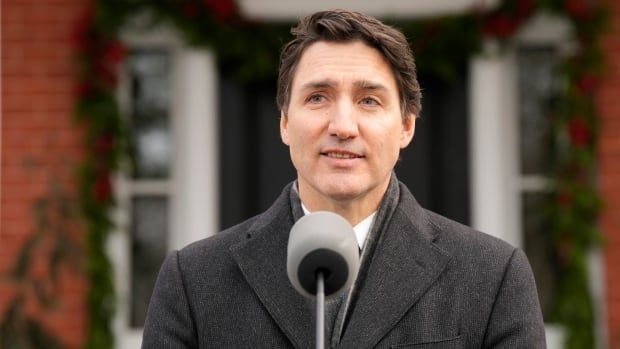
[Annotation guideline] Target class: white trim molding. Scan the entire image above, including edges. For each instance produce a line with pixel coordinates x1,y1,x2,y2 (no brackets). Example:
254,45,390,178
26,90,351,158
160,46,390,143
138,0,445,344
469,42,521,248
170,49,219,250
238,0,499,20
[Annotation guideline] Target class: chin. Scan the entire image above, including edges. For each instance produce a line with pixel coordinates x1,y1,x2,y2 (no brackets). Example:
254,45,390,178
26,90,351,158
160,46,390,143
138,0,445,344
325,190,362,202
319,180,367,202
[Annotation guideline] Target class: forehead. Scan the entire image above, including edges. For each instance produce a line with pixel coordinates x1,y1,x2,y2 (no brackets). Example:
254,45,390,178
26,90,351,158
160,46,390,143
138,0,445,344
291,40,398,92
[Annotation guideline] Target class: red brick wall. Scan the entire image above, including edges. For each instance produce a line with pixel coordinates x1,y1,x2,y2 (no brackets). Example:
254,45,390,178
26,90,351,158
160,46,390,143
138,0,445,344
2,1,89,348
599,1,620,347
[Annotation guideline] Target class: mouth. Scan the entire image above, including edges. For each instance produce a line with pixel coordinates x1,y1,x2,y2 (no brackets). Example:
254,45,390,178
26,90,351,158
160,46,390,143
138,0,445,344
321,150,364,159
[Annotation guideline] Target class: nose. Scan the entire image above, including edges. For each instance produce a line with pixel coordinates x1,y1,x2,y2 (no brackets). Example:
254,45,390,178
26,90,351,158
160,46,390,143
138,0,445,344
328,100,359,140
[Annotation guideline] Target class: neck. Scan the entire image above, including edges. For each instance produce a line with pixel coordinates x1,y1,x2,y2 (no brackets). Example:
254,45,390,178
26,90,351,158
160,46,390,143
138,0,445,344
297,178,390,226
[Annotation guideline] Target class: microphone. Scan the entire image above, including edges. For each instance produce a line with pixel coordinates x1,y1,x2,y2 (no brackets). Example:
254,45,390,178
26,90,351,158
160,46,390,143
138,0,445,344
286,211,360,298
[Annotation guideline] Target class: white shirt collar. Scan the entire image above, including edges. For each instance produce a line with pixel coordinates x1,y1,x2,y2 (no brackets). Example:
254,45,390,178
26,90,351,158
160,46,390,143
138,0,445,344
300,202,376,249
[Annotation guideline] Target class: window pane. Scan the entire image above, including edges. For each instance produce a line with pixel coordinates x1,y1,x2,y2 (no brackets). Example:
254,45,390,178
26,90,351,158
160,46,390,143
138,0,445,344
518,47,559,176
127,50,172,179
130,195,168,328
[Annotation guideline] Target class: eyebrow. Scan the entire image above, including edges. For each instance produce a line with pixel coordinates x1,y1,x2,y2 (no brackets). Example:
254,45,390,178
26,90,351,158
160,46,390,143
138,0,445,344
299,79,389,92
299,79,337,91
354,80,389,92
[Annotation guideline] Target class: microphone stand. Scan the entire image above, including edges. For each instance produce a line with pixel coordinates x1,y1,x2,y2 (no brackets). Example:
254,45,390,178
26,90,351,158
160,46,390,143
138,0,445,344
316,271,325,349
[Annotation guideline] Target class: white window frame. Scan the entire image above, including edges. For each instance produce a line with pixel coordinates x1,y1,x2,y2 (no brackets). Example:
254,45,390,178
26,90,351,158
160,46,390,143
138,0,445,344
109,24,219,349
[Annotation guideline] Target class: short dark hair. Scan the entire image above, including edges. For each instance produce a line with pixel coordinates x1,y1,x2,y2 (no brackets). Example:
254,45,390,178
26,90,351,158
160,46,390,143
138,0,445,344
276,9,422,119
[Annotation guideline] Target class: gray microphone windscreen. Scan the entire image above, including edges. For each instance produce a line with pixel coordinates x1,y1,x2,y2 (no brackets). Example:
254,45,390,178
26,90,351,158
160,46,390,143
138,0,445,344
287,211,360,298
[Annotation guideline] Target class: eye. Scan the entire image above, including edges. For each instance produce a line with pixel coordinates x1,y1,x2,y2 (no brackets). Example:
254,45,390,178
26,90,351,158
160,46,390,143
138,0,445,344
307,94,325,104
360,97,379,106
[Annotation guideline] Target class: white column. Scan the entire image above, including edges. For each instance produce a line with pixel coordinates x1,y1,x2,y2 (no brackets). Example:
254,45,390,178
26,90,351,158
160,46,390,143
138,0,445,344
469,47,521,248
170,49,219,250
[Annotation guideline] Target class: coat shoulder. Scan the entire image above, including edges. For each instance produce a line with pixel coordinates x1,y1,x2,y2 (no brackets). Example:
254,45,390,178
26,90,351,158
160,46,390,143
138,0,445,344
428,210,514,248
423,209,519,272
174,214,262,272
397,182,516,265
178,182,295,262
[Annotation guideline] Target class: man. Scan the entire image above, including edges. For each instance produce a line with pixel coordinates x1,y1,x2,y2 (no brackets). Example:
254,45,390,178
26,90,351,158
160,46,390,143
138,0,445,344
143,10,546,348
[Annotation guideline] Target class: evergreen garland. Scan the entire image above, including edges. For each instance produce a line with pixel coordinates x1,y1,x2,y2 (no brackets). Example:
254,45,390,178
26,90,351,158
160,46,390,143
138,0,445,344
69,0,607,348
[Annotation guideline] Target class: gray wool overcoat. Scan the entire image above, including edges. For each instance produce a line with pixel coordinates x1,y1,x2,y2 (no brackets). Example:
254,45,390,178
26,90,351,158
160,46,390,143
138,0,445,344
142,181,546,348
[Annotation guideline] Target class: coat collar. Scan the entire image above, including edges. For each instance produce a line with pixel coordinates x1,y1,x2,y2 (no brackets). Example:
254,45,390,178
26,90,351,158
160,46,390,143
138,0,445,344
229,182,451,349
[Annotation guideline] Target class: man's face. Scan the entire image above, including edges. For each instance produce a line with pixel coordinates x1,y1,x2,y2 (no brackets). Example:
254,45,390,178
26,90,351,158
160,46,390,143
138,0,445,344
280,40,415,208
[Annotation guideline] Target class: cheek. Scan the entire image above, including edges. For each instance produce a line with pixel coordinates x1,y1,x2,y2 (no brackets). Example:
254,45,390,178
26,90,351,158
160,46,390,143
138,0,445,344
369,123,397,146
374,129,402,164
288,132,310,162
290,126,309,149
290,119,322,145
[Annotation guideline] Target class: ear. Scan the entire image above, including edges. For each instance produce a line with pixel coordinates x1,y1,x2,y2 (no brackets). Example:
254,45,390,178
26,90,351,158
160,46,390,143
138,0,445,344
400,114,416,148
280,111,290,146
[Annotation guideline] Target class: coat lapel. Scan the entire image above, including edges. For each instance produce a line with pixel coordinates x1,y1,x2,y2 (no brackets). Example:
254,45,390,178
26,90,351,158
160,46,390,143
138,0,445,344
229,186,315,349
338,186,452,349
